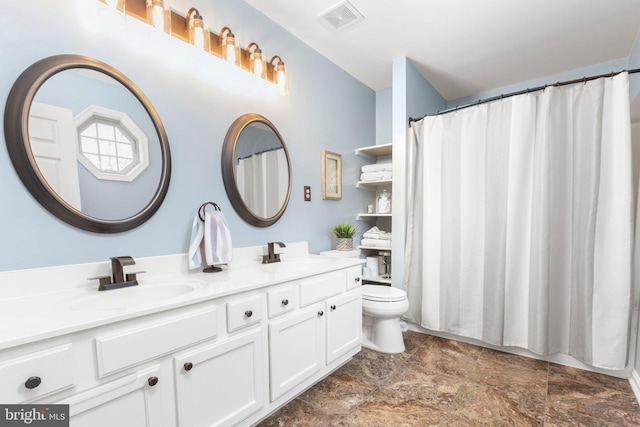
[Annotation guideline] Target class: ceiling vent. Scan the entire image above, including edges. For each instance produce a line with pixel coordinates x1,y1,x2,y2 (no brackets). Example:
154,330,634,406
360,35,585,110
318,1,364,32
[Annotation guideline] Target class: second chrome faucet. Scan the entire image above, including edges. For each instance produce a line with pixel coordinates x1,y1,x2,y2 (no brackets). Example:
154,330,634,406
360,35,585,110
262,242,286,264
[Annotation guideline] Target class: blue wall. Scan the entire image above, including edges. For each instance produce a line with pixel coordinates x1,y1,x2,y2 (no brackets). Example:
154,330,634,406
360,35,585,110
375,89,391,145
0,0,375,271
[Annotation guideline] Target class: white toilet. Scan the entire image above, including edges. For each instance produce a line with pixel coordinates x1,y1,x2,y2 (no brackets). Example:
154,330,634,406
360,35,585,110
361,284,409,354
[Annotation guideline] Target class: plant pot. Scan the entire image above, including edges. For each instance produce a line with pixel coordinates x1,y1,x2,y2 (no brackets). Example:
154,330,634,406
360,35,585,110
336,238,353,251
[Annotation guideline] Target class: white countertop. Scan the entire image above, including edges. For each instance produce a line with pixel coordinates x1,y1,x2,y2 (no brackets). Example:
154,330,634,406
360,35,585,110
0,242,363,350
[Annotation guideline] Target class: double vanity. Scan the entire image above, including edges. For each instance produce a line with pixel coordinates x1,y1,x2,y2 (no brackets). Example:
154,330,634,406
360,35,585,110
0,242,363,426
1,54,362,426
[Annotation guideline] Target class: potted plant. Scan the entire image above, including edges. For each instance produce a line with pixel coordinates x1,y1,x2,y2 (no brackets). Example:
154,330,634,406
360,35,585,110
331,223,358,251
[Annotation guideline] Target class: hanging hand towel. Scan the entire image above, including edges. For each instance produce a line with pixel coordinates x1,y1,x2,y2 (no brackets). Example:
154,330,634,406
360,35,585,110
188,213,205,270
204,211,233,265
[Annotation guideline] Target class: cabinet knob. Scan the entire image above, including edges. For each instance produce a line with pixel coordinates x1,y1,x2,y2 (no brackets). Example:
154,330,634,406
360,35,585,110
330,304,337,311
318,310,324,317
355,277,361,283
24,376,41,389
184,362,193,371
148,376,159,387
245,310,253,318
281,299,289,306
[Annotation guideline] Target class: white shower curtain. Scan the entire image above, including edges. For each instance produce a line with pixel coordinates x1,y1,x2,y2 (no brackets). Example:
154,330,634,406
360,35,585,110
404,73,633,369
237,148,288,218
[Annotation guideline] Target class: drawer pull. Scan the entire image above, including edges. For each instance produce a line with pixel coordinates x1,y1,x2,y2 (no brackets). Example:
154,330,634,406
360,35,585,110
330,304,337,311
318,310,324,317
244,310,253,318
148,376,159,387
24,376,42,389
281,299,289,306
184,362,193,372
355,277,361,282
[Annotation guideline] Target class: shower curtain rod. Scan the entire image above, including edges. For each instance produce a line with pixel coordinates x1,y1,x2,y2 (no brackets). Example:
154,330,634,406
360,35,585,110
408,68,640,124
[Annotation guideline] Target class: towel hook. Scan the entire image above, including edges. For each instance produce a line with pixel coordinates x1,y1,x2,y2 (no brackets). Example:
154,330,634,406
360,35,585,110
198,202,221,222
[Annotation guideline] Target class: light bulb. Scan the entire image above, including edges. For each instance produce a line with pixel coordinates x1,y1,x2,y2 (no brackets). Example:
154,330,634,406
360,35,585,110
253,58,263,77
225,44,236,65
193,26,204,49
152,4,164,31
277,69,286,93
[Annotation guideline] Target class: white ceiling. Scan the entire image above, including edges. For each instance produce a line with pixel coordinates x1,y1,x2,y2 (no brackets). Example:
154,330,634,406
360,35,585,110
245,0,640,100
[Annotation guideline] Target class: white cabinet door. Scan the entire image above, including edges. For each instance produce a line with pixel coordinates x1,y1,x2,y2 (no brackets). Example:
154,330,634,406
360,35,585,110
173,328,265,427
326,290,362,364
61,365,168,427
268,306,324,402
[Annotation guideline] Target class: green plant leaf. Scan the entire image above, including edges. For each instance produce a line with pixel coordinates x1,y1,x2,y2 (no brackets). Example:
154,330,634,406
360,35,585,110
331,223,358,238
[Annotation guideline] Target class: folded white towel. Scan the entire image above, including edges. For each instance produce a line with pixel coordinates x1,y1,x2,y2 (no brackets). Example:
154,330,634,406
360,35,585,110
362,163,392,173
204,211,233,265
360,238,392,248
360,171,393,182
363,226,392,240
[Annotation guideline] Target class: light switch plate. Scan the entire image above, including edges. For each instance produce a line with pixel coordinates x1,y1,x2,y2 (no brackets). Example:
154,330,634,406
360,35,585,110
304,186,311,201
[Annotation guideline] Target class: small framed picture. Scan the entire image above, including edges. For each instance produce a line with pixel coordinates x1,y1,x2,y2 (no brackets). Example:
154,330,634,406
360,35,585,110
321,150,342,200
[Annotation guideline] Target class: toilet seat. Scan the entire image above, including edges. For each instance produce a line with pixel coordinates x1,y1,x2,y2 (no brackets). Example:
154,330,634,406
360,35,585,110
362,285,407,302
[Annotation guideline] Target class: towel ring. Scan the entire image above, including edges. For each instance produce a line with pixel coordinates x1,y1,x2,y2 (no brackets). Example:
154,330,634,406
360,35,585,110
198,202,221,222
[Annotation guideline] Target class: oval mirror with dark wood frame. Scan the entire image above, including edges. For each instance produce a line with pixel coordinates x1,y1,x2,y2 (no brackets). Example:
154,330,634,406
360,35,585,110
4,55,171,233
222,113,291,227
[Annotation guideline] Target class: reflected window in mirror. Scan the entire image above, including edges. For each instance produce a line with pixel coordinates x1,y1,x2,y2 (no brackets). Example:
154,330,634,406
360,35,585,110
75,105,149,182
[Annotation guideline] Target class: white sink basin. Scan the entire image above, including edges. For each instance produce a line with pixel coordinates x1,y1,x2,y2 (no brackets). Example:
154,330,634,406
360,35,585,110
70,279,204,311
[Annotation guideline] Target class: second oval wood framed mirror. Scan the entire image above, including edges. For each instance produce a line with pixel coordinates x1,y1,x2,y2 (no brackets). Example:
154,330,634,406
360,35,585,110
221,114,291,227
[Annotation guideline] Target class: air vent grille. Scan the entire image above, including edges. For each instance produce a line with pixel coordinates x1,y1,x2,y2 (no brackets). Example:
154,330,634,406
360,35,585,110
319,1,364,31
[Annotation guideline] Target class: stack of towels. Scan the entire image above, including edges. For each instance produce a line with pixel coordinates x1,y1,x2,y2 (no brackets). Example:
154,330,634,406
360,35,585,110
360,226,392,248
360,162,392,182
188,210,233,269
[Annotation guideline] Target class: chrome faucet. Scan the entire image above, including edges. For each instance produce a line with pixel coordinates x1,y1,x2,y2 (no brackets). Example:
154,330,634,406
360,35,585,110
111,256,135,284
89,256,144,291
262,242,286,264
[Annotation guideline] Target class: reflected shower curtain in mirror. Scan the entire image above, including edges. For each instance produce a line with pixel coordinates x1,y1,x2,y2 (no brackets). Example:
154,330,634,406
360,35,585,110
237,148,288,218
404,73,633,369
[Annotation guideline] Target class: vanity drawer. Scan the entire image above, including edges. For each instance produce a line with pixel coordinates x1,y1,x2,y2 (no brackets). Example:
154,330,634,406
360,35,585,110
227,294,263,333
0,344,74,403
267,285,296,318
96,307,217,377
346,267,362,291
299,271,345,307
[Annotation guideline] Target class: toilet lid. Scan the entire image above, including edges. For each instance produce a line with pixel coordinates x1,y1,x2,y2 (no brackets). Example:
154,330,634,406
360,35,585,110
362,285,407,302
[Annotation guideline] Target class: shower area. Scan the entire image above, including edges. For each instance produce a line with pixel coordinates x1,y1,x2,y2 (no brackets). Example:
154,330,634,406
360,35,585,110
392,62,640,378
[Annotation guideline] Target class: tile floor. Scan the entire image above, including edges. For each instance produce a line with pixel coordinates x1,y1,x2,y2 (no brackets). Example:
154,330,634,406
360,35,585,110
257,331,640,426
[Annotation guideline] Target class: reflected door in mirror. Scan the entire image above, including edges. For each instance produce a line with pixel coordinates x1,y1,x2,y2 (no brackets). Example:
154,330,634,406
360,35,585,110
28,102,82,211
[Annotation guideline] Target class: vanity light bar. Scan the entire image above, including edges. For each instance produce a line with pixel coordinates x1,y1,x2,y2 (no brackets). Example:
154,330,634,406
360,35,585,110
98,0,287,90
